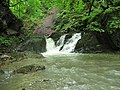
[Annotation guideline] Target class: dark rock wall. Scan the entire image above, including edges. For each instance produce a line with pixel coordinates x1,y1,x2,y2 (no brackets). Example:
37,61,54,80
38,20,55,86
0,0,23,36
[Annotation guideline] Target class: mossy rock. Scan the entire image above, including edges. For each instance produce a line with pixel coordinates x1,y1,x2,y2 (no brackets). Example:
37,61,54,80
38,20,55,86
16,35,46,53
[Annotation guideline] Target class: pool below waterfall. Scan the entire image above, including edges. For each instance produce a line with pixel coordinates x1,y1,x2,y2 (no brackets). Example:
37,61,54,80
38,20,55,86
0,53,120,90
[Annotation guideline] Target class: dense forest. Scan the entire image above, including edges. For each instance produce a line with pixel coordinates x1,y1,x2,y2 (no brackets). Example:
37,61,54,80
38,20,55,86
0,0,120,53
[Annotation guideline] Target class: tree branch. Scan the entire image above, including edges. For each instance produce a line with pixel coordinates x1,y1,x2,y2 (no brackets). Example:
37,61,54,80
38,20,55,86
88,0,94,15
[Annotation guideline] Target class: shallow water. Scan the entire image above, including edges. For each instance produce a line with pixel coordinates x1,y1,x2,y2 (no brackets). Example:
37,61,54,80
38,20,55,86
0,54,120,90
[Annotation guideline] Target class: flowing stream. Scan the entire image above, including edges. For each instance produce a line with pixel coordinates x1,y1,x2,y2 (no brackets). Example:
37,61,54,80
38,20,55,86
0,33,120,90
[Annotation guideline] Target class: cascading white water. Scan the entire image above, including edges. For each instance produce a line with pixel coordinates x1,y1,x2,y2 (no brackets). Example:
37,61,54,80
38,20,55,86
61,33,81,53
43,34,67,55
55,34,67,51
43,33,81,55
46,38,56,52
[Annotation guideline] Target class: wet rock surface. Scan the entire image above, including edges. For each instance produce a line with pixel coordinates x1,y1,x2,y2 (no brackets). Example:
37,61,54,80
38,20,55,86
13,64,45,74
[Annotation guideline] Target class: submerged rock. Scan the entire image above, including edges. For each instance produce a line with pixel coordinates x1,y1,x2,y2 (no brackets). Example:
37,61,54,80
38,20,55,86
14,64,45,74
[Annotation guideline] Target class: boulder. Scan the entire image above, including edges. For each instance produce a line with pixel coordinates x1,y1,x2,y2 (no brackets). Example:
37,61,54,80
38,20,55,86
75,31,120,53
16,35,46,53
13,64,45,74
75,32,106,53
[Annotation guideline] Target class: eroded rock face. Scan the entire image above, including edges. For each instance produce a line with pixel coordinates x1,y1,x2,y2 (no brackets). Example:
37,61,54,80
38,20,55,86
13,64,45,74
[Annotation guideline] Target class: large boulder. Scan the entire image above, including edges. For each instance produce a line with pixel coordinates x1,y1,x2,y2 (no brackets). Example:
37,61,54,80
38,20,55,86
16,35,46,53
75,32,108,53
75,30,120,53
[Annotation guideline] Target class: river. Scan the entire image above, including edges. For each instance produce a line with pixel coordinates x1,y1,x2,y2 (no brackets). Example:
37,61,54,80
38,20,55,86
0,53,120,90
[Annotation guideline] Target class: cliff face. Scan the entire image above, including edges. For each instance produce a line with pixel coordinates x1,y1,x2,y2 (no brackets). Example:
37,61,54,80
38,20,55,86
0,0,23,36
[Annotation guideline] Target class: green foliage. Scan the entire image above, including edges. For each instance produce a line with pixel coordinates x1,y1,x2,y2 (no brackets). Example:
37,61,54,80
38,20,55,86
9,0,120,34
0,36,12,46
9,0,66,36
107,16,120,33
54,0,120,34
86,21,105,32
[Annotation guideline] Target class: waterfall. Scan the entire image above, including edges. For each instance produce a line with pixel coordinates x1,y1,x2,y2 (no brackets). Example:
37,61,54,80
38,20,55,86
61,33,81,53
43,33,81,55
46,38,56,52
43,34,67,54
